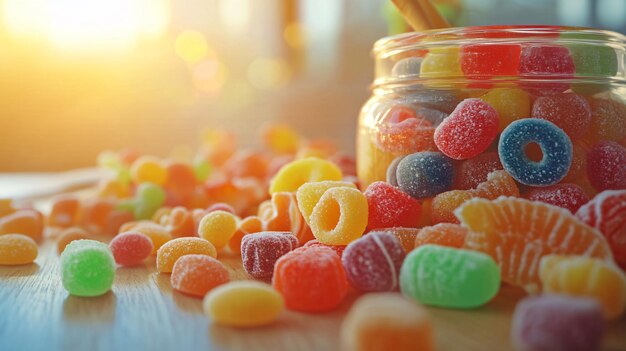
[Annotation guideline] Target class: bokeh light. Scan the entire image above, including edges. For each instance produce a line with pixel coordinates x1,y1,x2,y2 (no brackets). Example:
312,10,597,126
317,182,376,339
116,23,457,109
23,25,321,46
247,58,292,90
175,30,212,63
283,22,307,49
192,59,230,95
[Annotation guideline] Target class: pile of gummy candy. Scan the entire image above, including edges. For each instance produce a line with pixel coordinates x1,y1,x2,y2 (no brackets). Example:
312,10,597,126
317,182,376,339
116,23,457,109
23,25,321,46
0,123,624,351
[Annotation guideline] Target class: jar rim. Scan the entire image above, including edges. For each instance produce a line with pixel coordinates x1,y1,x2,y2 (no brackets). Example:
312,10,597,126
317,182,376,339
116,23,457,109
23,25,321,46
373,25,626,57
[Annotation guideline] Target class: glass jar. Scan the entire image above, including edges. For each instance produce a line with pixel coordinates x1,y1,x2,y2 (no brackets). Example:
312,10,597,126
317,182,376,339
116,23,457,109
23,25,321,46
357,26,626,199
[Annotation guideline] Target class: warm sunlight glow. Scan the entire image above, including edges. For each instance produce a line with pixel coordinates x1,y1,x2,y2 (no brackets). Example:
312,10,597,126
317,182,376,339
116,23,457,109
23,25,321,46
3,0,170,52
175,30,213,64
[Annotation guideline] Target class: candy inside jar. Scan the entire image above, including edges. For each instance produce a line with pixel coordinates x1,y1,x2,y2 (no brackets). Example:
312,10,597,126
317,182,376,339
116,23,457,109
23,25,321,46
357,26,626,203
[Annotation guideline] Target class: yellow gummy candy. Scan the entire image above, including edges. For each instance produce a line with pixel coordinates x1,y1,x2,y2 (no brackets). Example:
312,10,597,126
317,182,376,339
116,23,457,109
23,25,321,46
0,234,38,265
198,210,239,251
309,187,368,245
269,157,343,194
296,181,357,225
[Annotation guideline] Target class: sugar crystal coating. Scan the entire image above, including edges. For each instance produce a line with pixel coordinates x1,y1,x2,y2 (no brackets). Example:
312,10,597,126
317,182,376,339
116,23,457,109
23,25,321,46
295,180,356,224
519,45,575,94
341,293,433,351
198,210,238,251
396,151,455,199
525,183,589,213
364,182,421,230
342,232,406,292
241,231,299,279
61,239,115,297
109,231,153,266
302,239,346,257
498,118,572,186
587,141,626,191
171,254,229,297
308,187,368,246
479,88,530,132
0,234,38,265
400,244,500,308
156,237,217,273
512,294,605,351
532,93,591,139
414,223,467,249
57,227,89,255
454,152,503,190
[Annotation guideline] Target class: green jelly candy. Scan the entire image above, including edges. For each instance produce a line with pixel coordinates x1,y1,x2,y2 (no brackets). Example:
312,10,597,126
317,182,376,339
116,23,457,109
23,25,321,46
136,182,166,208
61,240,115,297
400,244,500,308
193,158,212,182
133,202,159,220
561,32,618,95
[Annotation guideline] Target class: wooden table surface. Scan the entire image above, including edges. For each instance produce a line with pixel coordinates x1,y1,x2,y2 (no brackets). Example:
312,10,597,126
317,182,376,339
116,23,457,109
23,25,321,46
0,191,625,351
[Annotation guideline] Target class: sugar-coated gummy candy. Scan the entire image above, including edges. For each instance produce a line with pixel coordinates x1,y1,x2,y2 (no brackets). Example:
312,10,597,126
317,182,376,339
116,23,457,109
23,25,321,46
563,141,589,183
364,182,421,230
395,152,455,199
511,294,605,351
57,227,89,254
224,151,269,180
296,181,357,225
136,182,166,208
461,44,521,82
109,231,153,266
433,170,519,224
198,210,238,251
342,232,405,292
0,234,38,265
241,231,299,279
125,222,171,255
309,187,368,246
341,293,433,351
374,106,435,154
454,152,503,190
400,244,500,308
48,196,80,228
81,199,114,232
164,162,196,197
161,206,196,237
457,197,612,293
203,281,284,327
587,141,626,191
228,215,264,254
498,118,572,186
588,98,626,143
576,190,626,269
414,223,467,249
262,124,300,154
386,156,404,187
479,88,530,132
434,99,499,160
272,246,347,312
531,93,591,139
269,157,342,194
391,57,422,77
519,45,575,95
171,254,229,297
156,237,217,273
525,183,589,213
375,227,420,253
60,239,115,297
420,47,462,85
131,156,168,185
259,192,314,245
0,209,44,243
302,239,346,257
540,255,626,320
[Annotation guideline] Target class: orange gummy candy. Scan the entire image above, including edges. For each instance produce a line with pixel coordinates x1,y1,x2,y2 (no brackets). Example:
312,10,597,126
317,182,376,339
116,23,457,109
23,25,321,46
171,254,230,297
0,209,44,243
458,197,613,293
228,216,265,254
414,223,468,249
57,227,89,254
157,237,217,273
0,234,38,265
259,192,314,245
48,196,81,228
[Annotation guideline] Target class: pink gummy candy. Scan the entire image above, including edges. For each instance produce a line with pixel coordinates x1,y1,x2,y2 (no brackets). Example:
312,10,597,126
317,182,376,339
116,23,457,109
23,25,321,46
341,231,406,292
525,183,589,214
512,294,605,351
109,231,153,266
364,181,422,230
241,231,299,279
454,152,503,190
587,141,626,191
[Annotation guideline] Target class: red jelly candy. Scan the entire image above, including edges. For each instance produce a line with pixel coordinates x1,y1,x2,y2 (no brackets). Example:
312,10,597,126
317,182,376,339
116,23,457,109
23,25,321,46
519,45,575,95
454,152,503,190
532,93,591,139
109,231,154,266
434,99,499,160
525,183,590,214
461,44,521,87
303,239,346,257
273,246,348,312
587,141,626,191
341,231,405,292
364,181,421,230
414,223,468,249
576,190,626,269
241,231,299,279
374,106,435,153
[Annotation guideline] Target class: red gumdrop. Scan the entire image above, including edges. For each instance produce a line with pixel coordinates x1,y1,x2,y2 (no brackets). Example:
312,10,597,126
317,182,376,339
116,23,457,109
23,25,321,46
455,152,503,190
341,232,406,292
109,231,153,266
519,45,575,95
461,44,521,87
272,246,348,312
374,106,435,153
303,239,346,257
364,181,422,230
576,190,626,269
241,231,299,279
434,99,499,160
532,93,591,139
525,183,590,213
587,141,626,191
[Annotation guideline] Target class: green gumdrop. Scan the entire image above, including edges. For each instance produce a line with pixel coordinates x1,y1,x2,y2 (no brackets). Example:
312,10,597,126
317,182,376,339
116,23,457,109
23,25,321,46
136,182,166,208
116,199,137,212
193,158,212,182
61,240,115,297
400,244,500,308
561,32,618,95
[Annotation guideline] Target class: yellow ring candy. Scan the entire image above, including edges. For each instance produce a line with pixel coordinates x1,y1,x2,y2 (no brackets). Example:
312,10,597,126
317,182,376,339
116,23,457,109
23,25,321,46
296,181,357,225
198,210,238,251
269,157,342,194
309,187,368,245
203,281,284,327
0,234,38,265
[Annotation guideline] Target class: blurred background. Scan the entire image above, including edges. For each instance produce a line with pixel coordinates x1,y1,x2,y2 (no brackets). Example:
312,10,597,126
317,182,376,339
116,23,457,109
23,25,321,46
1,0,625,171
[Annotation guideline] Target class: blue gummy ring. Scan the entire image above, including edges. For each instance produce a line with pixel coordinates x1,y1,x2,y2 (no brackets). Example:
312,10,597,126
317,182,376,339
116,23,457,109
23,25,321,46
498,118,572,186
